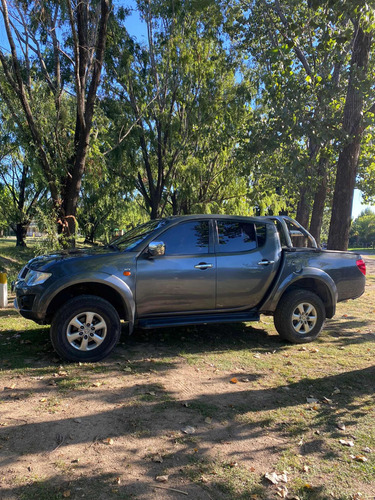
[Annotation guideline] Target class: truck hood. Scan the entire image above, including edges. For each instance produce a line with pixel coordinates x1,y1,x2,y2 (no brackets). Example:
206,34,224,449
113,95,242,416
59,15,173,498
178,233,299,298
26,247,121,272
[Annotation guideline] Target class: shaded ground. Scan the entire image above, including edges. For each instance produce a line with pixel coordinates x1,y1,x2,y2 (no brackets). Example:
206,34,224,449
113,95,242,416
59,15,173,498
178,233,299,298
0,257,374,500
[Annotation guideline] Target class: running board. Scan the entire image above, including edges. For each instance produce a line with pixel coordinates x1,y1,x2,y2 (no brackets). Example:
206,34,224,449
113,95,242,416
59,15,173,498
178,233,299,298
138,311,260,329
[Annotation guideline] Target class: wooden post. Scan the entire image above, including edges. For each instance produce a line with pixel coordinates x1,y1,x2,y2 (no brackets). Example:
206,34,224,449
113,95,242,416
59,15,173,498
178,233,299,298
0,273,8,308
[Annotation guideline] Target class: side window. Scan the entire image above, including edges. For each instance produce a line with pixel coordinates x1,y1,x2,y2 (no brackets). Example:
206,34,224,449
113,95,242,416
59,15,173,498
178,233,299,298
217,221,258,253
160,221,209,255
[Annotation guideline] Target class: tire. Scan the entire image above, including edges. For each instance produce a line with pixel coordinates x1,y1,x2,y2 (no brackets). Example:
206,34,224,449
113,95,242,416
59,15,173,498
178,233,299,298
274,289,325,343
50,295,121,362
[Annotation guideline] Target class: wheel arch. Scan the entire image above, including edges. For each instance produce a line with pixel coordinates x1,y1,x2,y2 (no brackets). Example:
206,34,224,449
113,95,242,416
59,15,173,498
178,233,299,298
261,268,338,319
44,277,135,329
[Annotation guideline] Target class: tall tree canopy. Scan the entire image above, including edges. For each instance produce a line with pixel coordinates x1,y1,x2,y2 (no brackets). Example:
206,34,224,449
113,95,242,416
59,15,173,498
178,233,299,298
0,0,375,250
0,0,111,241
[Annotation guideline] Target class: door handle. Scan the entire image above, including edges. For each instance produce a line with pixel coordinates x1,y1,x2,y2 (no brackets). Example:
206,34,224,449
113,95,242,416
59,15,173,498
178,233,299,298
194,263,213,270
258,260,275,266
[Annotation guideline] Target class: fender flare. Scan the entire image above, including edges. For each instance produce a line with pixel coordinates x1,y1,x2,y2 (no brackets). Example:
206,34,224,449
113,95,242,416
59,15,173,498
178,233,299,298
37,272,136,332
260,267,338,318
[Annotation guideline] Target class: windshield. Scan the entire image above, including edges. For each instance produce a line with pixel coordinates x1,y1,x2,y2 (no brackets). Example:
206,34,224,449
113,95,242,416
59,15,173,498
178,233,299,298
109,219,168,251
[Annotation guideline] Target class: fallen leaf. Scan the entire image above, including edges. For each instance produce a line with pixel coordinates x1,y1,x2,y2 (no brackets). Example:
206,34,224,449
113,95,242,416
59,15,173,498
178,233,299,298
152,454,163,463
155,475,169,483
322,397,332,404
123,367,132,372
181,426,195,434
276,485,288,498
264,472,279,485
264,471,288,485
4,384,16,390
62,491,71,498
146,391,156,396
40,398,47,402
306,397,318,404
342,314,348,318
350,455,368,462
58,370,68,377
106,438,114,445
230,377,238,384
339,439,354,447
92,382,102,387
204,417,212,424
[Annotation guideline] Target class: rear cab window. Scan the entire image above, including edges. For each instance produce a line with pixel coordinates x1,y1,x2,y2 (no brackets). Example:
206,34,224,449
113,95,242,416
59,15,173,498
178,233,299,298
215,220,267,253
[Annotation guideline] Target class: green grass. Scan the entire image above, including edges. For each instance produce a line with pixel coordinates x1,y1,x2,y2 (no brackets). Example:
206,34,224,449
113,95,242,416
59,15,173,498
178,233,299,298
0,237,36,283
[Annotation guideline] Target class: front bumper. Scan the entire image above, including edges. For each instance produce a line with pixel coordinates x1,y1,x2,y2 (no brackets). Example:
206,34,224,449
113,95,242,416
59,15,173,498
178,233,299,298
14,281,47,324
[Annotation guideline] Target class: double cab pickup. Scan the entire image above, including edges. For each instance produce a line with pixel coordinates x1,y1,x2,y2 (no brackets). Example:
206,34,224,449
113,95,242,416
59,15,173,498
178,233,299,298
14,215,366,362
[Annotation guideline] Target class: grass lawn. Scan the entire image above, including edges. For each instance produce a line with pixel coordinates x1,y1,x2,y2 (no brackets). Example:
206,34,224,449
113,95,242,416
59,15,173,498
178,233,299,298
0,240,374,499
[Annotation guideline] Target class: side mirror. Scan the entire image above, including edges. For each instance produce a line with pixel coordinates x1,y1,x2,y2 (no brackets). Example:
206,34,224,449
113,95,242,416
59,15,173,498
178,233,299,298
148,241,165,257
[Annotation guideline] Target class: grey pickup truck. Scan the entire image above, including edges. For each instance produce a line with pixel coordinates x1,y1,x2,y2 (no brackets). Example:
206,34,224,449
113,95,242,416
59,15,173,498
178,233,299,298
14,215,366,362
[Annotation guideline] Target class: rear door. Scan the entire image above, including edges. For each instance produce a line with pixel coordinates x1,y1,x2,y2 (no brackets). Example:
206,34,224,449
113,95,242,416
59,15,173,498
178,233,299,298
215,219,279,309
136,219,216,317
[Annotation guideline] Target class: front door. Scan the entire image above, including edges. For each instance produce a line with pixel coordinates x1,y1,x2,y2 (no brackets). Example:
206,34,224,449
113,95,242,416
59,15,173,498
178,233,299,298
136,220,216,317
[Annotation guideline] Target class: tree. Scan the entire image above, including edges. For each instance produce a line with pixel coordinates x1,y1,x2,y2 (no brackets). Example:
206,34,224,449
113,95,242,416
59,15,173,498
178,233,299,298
0,97,46,246
0,0,111,242
105,0,252,219
349,209,375,247
229,0,375,248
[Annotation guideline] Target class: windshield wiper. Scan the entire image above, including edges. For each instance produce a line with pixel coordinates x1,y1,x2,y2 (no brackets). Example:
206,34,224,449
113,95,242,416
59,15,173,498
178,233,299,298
106,243,119,251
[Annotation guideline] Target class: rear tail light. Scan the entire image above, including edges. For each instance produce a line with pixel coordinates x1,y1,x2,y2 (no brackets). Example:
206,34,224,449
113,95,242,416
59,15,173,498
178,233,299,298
356,259,366,276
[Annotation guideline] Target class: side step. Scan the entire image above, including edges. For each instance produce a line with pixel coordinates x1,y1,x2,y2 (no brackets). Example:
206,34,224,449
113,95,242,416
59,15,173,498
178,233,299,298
138,311,260,329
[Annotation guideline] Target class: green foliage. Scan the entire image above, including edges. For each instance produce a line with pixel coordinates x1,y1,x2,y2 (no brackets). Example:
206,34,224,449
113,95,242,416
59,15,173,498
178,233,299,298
350,209,375,247
1,0,375,248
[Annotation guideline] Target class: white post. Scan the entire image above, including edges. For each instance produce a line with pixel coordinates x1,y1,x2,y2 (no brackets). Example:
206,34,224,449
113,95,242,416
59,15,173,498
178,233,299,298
0,273,8,308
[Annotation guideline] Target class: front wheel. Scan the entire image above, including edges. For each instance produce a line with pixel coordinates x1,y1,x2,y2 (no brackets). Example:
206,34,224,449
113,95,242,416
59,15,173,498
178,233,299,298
50,295,121,362
274,289,325,343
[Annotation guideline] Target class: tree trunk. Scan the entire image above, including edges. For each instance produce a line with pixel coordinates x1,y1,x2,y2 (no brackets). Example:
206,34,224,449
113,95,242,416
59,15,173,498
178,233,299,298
295,188,310,228
15,223,27,247
328,25,372,250
295,188,310,246
309,158,328,246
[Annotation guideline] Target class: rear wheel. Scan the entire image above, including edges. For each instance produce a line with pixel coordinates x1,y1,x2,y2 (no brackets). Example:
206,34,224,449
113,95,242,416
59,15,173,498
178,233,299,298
50,295,121,362
274,289,325,343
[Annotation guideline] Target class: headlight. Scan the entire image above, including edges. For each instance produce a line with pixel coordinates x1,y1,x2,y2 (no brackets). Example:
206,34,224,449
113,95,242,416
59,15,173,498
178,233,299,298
24,270,52,286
